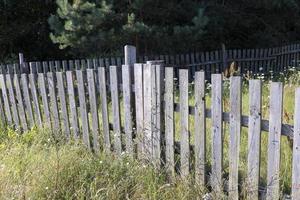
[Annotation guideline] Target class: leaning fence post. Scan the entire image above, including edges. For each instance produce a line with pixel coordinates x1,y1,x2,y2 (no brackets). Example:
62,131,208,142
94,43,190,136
221,43,227,70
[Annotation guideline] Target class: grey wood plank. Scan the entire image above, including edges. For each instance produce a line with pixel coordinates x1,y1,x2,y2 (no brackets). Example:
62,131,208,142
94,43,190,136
165,66,175,175
179,68,190,178
143,64,153,160
110,65,122,155
21,74,34,127
122,64,133,156
38,73,51,127
87,69,100,153
292,88,300,199
47,72,60,131
66,71,79,140
211,74,223,194
0,74,12,125
6,73,20,128
266,82,283,200
229,76,241,200
56,72,71,139
98,67,111,152
247,80,262,200
153,63,164,168
134,63,144,159
29,73,42,126
76,70,91,149
194,71,206,186
0,87,6,125
14,74,27,131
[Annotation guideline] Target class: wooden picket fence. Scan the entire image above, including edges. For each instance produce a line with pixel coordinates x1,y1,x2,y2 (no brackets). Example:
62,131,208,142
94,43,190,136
3,43,300,81
0,61,300,199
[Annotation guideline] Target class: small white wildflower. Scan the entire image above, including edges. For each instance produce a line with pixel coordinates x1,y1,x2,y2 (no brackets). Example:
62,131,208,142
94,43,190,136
47,138,50,142
99,161,103,164
45,187,49,190
126,162,129,166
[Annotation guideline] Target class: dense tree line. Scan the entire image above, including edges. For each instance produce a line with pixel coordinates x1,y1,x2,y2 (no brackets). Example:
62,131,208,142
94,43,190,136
1,0,300,61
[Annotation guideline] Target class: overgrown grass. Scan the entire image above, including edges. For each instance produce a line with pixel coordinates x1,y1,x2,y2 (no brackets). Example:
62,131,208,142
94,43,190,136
0,126,206,199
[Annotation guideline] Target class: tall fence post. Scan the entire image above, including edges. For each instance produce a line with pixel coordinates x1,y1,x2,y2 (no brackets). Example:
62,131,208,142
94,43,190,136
221,43,227,71
124,45,136,66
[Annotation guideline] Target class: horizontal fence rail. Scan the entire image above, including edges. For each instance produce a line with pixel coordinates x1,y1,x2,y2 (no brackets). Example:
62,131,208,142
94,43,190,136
0,62,299,199
2,43,300,82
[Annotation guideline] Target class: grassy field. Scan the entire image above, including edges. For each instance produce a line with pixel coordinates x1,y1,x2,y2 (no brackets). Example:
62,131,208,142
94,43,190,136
0,127,208,199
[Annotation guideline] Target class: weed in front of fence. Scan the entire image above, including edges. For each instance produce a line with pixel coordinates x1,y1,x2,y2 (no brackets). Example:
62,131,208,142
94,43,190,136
0,127,209,199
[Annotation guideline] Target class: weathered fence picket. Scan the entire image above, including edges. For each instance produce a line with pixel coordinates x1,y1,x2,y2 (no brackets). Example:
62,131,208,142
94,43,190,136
76,70,90,148
247,80,262,200
211,74,223,195
110,65,122,155
98,66,111,152
165,66,175,175
228,76,241,200
194,71,206,186
87,69,100,152
179,68,190,178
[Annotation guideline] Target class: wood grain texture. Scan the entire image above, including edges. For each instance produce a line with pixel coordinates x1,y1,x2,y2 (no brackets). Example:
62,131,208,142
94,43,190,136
134,63,144,159
76,70,91,148
211,74,223,194
165,67,175,175
229,76,241,200
179,68,190,178
20,74,34,127
87,69,100,153
194,71,206,186
29,73,42,126
0,74,12,125
6,73,20,128
98,67,111,152
292,88,300,199
143,64,153,160
110,65,122,155
47,72,60,131
56,72,71,139
247,80,262,200
122,64,133,156
14,74,27,131
266,82,283,200
38,73,51,127
66,71,79,140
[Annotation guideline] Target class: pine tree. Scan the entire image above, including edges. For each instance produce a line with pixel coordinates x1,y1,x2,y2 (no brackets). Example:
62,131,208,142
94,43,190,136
48,0,115,56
